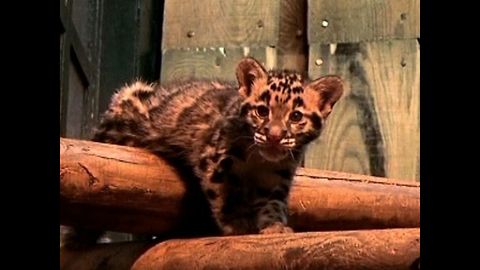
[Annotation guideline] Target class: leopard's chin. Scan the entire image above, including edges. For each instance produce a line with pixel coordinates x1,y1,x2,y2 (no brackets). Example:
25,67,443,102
258,146,288,162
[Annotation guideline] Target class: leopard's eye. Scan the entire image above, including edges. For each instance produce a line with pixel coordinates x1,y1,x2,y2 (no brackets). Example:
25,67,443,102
289,111,303,122
256,105,269,118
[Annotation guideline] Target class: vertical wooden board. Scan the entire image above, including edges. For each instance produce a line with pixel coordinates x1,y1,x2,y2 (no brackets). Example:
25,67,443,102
98,1,139,113
362,39,420,181
308,0,420,44
304,95,372,176
161,0,308,77
276,0,308,72
163,0,280,48
304,56,373,177
160,47,269,83
65,58,87,139
135,0,163,82
306,40,419,181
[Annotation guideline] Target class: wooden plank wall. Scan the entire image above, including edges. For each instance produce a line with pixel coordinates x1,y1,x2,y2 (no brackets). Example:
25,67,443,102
160,0,307,82
160,0,420,182
305,0,420,181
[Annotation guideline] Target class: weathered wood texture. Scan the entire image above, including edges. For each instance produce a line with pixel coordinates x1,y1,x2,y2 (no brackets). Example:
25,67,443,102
132,228,420,270
161,47,268,82
60,242,153,270
160,0,307,82
276,0,307,70
158,0,420,182
308,0,420,44
162,0,280,48
305,39,420,181
305,0,420,182
60,137,419,235
60,137,186,234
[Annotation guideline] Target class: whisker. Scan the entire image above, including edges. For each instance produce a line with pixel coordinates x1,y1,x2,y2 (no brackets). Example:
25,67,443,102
246,142,257,152
288,149,295,161
246,143,258,162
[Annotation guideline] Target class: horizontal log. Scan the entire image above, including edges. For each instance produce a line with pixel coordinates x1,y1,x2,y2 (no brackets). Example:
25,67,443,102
132,228,420,270
60,137,419,234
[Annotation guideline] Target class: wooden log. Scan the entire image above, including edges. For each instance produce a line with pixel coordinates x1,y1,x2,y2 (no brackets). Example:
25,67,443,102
132,228,420,270
60,242,153,270
60,137,189,235
60,137,419,235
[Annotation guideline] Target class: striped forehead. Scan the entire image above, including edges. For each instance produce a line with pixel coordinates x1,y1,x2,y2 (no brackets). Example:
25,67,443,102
255,71,305,108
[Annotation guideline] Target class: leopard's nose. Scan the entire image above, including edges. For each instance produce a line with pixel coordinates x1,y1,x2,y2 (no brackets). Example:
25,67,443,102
264,125,286,144
266,134,282,144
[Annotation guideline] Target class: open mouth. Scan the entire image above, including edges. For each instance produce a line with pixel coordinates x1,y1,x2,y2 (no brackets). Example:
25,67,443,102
253,132,294,161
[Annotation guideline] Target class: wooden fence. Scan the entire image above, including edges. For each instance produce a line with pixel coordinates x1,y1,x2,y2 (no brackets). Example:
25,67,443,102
159,0,420,182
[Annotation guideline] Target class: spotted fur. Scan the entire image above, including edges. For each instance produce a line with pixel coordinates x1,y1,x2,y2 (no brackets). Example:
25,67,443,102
93,57,343,235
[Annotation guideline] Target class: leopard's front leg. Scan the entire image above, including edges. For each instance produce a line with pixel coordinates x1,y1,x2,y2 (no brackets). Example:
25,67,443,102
254,171,295,234
198,156,255,235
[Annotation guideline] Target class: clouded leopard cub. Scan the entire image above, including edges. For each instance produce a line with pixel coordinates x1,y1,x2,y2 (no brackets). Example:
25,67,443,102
94,57,343,235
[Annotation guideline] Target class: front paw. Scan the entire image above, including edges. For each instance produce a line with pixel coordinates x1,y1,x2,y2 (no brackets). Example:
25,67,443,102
222,224,242,236
221,220,252,236
259,222,294,234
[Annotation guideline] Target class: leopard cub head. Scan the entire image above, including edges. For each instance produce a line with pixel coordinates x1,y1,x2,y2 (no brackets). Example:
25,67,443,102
235,57,344,162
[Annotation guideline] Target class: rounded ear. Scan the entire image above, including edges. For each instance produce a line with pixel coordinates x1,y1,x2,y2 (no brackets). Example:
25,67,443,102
305,75,344,118
235,57,268,98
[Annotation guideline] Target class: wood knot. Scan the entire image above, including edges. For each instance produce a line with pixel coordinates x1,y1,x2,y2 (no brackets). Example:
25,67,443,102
256,20,264,29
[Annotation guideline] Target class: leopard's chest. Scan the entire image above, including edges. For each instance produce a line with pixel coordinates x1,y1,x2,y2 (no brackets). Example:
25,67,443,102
229,154,293,190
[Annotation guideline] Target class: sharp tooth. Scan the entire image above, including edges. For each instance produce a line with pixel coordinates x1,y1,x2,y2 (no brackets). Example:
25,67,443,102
281,138,295,144
255,133,266,142
279,137,296,148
